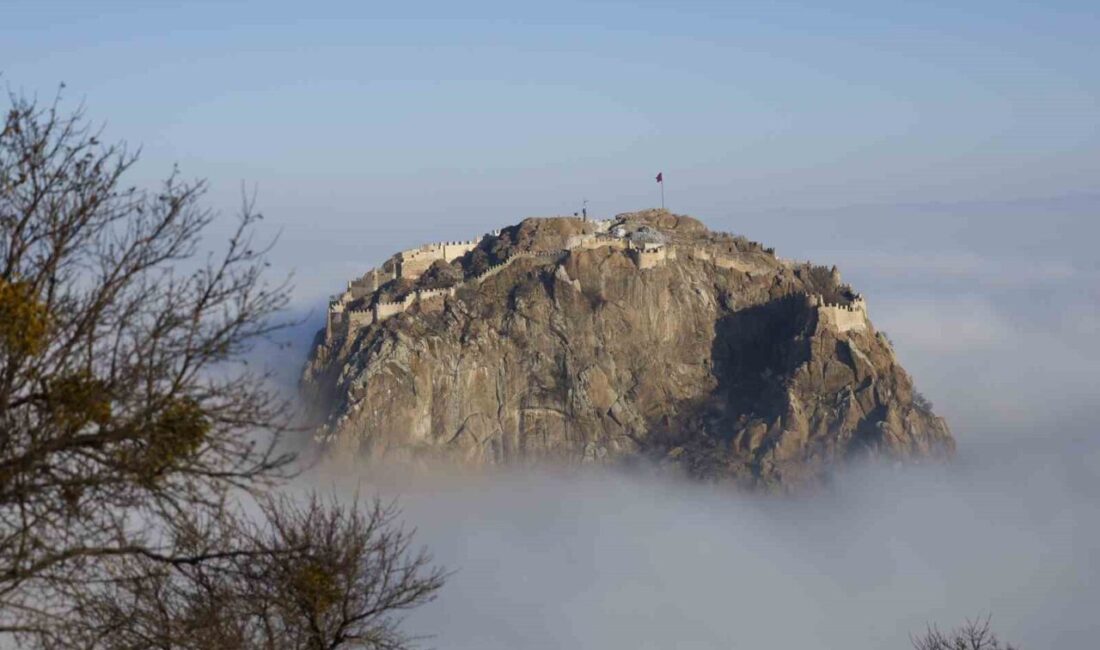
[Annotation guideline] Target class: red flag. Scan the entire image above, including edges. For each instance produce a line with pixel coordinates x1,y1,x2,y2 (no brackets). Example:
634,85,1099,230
656,172,663,183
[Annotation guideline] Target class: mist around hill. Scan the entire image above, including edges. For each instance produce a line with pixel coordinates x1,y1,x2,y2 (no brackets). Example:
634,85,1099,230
318,441,1095,650
263,198,1100,649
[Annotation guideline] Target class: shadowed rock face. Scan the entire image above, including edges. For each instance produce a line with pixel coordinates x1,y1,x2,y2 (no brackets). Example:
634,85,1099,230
302,210,953,490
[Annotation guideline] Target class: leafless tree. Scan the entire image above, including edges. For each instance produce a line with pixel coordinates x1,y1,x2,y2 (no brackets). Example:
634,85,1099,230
912,616,1021,650
0,89,445,647
39,496,447,650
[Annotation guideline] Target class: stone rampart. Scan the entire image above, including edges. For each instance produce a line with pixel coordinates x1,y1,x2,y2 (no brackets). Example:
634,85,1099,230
373,293,417,322
417,286,457,301
813,294,868,333
564,233,594,249
470,249,565,284
348,267,387,299
471,258,514,284
713,255,753,272
627,241,677,269
327,221,788,344
416,286,455,314
565,232,624,250
397,239,480,280
575,234,627,251
326,302,345,340
347,309,374,330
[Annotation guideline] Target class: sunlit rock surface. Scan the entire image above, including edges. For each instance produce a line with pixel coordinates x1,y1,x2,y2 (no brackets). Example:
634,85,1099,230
302,210,953,490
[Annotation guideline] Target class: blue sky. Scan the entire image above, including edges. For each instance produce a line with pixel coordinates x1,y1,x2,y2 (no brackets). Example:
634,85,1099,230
4,0,1098,222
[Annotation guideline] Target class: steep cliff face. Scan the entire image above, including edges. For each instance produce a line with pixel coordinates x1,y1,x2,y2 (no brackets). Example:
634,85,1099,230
302,211,953,490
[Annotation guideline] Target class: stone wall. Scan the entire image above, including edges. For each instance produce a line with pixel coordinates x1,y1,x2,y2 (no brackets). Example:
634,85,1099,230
323,221,804,344
587,235,628,251
417,286,455,314
565,231,632,252
356,250,567,332
373,293,417,322
326,301,345,340
397,239,480,280
813,294,868,333
689,245,759,273
367,286,464,326
630,243,671,269
471,249,566,284
347,309,375,331
348,266,389,299
326,303,376,341
327,232,692,342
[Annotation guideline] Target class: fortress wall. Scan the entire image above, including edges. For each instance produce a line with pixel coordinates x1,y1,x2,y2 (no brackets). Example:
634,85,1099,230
326,305,375,342
326,309,343,341
713,255,753,273
817,296,868,333
529,249,566,258
471,249,566,284
348,267,384,299
329,218,800,343
573,234,626,251
565,233,589,249
396,257,433,280
417,286,457,300
472,256,519,284
346,309,374,330
691,246,713,262
374,293,417,322
416,286,456,314
397,239,481,280
441,240,479,260
330,232,514,339
687,245,757,273
341,287,461,339
565,233,604,249
630,244,668,269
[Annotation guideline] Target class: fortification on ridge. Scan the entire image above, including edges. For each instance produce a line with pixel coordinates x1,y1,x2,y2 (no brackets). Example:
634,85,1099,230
322,213,870,343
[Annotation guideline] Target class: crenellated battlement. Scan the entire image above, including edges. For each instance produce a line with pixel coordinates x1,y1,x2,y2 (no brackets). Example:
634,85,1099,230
396,239,481,280
627,241,676,269
374,293,416,321
323,218,818,345
687,244,773,274
470,249,566,284
417,286,457,300
811,293,868,333
347,266,391,300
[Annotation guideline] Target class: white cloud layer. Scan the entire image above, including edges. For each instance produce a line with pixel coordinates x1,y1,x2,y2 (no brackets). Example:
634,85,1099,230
306,440,1099,650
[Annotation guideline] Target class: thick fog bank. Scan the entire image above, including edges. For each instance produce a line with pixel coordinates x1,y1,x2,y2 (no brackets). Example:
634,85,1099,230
312,436,1095,650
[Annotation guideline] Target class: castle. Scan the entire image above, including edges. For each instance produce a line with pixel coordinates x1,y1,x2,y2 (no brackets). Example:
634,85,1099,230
324,217,868,343
812,293,868,333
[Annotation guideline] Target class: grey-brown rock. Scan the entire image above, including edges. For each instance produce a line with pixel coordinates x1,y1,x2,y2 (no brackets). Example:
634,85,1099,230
301,210,954,490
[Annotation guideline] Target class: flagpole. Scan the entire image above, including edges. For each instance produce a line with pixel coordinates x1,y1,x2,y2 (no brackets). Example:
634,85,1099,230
661,178,665,210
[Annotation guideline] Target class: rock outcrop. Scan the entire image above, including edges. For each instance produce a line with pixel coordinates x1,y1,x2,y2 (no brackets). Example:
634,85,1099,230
301,210,953,490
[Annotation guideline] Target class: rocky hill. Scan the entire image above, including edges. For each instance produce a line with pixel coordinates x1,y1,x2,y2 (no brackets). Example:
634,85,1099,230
301,210,954,490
